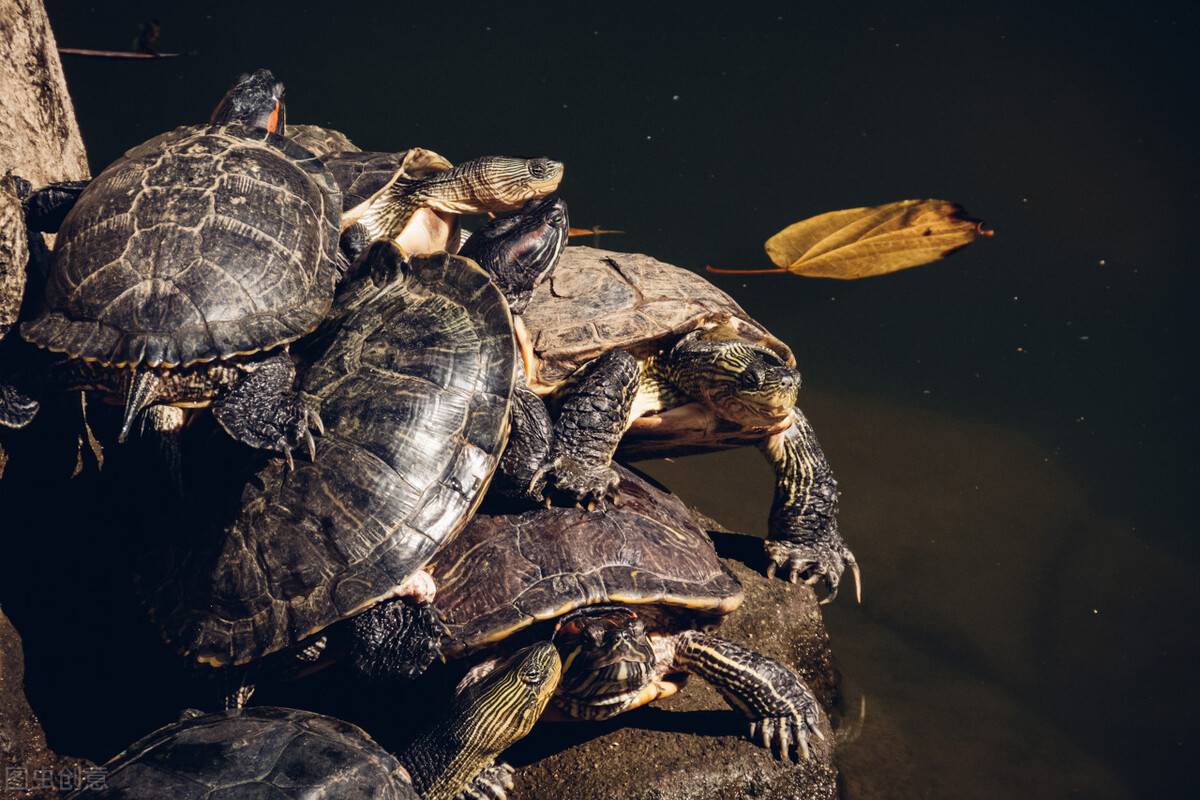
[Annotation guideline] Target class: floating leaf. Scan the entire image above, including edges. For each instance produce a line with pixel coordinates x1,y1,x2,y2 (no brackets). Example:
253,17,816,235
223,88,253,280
708,199,990,279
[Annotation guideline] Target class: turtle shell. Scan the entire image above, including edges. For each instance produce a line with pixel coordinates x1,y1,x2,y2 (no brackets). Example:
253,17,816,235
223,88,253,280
287,124,361,157
150,252,515,667
21,124,341,369
77,706,415,799
519,246,795,393
432,466,743,658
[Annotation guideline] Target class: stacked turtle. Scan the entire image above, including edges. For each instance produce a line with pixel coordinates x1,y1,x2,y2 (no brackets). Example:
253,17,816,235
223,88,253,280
2,68,857,799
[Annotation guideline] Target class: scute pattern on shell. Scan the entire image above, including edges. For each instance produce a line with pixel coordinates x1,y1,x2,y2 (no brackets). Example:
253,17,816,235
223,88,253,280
520,246,795,390
434,467,743,657
22,124,341,368
83,707,416,799
152,254,516,666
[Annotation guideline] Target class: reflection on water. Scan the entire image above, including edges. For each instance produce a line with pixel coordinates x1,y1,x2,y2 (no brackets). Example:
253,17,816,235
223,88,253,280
19,2,1200,797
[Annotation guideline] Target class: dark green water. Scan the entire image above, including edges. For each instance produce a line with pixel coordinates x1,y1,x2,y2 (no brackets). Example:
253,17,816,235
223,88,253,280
18,1,1198,796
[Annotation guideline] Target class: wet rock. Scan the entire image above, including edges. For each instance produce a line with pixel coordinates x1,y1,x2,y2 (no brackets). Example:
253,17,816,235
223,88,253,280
509,532,840,800
0,608,91,799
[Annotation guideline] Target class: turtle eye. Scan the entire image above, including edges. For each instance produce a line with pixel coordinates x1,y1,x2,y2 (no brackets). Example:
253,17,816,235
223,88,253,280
520,665,545,684
586,625,607,648
740,367,765,390
528,159,551,179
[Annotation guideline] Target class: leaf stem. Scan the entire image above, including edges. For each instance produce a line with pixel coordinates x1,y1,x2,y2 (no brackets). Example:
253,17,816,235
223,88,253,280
704,265,788,275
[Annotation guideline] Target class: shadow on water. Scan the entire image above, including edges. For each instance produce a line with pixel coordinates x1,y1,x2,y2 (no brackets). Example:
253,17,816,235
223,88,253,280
6,2,1197,798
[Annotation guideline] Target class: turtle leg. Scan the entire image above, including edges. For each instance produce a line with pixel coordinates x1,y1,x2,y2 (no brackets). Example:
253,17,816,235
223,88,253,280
0,381,38,429
23,179,90,233
347,594,444,681
401,642,560,800
674,631,824,763
495,378,554,504
339,221,371,273
211,350,323,468
531,349,640,508
760,408,859,602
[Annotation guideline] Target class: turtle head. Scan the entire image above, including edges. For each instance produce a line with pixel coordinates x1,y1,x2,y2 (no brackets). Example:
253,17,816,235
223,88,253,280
673,332,801,427
731,353,801,424
553,606,656,704
459,195,569,313
454,642,561,742
210,69,286,134
464,157,564,211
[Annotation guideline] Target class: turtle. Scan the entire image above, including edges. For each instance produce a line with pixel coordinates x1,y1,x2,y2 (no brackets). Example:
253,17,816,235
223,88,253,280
4,71,562,469
143,243,519,698
70,642,560,800
493,244,860,600
451,201,855,599
284,124,563,268
339,153,564,260
419,466,825,771
7,69,334,466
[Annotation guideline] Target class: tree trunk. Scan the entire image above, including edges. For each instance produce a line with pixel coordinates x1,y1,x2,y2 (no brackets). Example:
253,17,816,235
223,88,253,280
0,0,89,185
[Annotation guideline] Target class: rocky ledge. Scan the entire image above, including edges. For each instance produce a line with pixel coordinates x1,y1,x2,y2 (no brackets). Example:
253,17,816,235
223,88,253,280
1,609,92,800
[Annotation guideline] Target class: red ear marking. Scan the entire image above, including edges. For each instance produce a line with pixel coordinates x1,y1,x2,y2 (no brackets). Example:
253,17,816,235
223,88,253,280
266,101,282,134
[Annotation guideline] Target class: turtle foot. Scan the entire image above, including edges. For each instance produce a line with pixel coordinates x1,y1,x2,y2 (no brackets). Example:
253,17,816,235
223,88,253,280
764,538,861,604
349,598,444,682
531,456,620,510
214,358,324,469
0,383,39,429
748,698,824,764
459,761,515,800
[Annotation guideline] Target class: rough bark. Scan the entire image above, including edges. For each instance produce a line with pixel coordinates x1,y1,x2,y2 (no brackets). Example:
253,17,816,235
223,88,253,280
0,0,89,187
0,178,26,337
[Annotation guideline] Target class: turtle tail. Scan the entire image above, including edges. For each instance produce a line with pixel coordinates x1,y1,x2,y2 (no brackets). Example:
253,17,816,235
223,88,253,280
119,368,164,443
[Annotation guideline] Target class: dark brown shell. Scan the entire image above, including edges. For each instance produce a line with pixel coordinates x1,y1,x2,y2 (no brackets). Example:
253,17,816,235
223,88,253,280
22,124,341,368
150,253,515,667
88,707,415,800
520,246,794,392
432,467,743,658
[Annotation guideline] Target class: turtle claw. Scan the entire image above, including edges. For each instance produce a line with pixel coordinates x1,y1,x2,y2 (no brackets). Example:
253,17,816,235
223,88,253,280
280,399,324,469
461,761,516,800
749,701,822,764
531,455,621,511
763,538,861,604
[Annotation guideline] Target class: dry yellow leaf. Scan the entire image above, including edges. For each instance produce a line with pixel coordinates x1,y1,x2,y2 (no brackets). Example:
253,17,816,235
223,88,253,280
763,199,989,279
